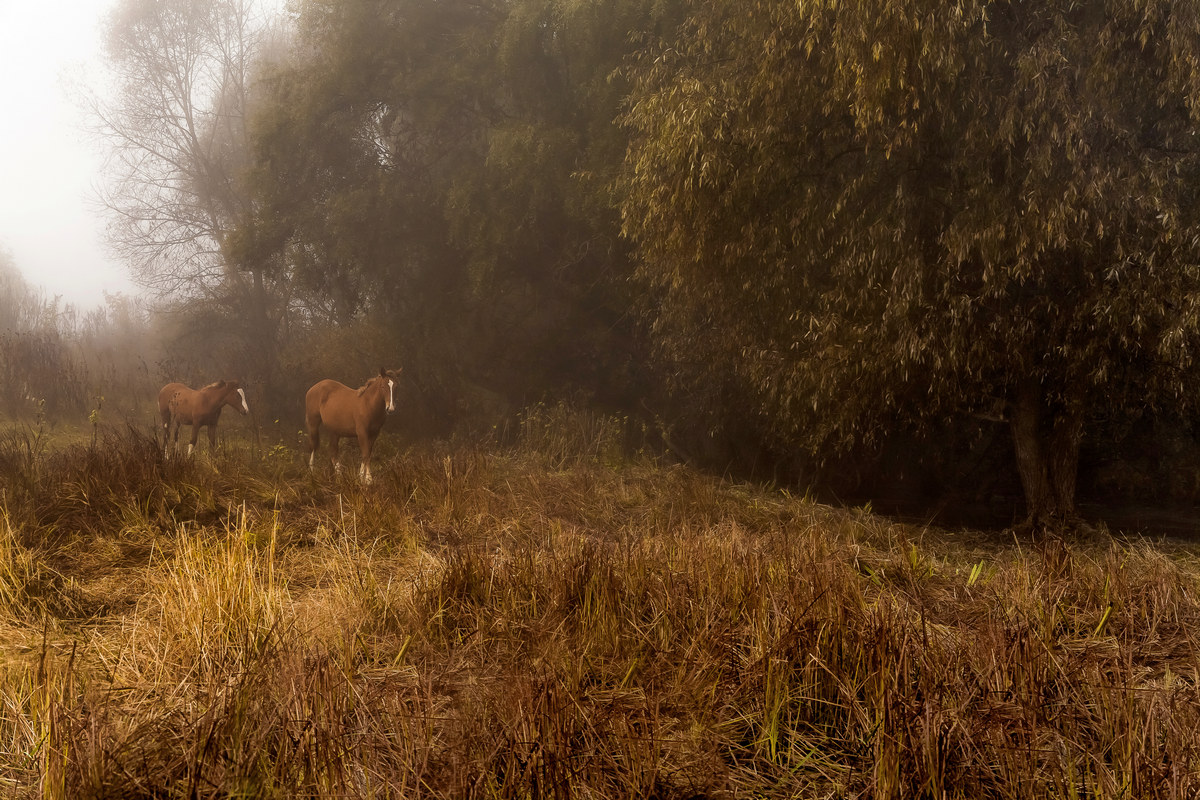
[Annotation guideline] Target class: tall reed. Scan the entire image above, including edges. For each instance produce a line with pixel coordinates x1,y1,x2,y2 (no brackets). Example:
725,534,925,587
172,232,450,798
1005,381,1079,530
0,424,1197,797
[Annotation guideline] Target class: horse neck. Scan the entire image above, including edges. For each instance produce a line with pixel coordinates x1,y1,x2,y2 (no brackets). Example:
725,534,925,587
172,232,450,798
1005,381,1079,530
199,385,229,412
364,380,389,414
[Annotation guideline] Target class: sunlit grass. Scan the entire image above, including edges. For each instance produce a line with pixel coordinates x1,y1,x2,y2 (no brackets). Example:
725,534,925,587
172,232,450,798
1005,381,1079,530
0,417,1199,797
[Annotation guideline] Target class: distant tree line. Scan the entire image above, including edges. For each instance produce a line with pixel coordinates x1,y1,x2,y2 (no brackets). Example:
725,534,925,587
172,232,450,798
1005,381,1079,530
91,0,1200,527
0,251,156,420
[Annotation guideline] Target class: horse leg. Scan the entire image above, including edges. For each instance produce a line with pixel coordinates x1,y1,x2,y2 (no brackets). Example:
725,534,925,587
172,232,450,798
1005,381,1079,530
188,424,201,456
329,435,342,473
358,430,374,484
307,428,320,471
207,423,218,452
306,411,322,472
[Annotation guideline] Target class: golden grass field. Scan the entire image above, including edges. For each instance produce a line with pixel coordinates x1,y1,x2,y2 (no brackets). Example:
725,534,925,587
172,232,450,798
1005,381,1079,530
1,413,1199,798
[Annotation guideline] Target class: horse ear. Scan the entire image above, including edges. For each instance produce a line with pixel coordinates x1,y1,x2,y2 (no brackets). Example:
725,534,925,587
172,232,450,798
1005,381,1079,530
379,367,387,378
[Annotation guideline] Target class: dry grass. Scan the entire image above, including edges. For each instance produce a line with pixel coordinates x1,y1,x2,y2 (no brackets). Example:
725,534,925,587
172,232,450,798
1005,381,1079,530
0,421,1199,798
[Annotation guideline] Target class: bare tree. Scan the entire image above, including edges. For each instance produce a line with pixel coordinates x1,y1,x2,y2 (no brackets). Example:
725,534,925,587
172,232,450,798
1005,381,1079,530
90,0,281,299
87,0,297,413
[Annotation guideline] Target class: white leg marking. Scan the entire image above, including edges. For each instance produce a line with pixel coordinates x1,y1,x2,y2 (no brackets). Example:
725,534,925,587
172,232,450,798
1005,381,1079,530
187,443,194,456
309,451,315,470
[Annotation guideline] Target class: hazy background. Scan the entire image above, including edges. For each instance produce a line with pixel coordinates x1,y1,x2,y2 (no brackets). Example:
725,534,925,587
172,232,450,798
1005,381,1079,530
0,0,1198,532
0,0,134,308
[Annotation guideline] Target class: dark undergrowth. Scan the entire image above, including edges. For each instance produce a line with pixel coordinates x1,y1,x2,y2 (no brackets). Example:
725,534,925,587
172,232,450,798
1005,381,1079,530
1,421,1199,798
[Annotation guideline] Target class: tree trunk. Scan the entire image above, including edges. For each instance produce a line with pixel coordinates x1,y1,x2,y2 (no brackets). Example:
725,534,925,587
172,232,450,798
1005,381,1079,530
1010,378,1082,531
244,265,281,420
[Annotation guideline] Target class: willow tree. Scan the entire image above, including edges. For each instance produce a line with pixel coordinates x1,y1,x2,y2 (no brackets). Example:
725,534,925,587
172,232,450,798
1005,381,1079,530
232,0,685,414
618,0,1200,526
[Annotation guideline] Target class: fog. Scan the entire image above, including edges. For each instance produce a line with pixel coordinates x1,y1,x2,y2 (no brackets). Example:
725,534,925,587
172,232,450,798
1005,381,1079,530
1,0,1199,536
0,0,134,309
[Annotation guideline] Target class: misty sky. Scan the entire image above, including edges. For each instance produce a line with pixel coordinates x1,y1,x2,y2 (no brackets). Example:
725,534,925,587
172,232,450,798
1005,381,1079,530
0,0,134,310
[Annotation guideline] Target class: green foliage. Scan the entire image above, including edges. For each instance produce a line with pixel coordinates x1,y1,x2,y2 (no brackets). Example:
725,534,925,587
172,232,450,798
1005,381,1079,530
83,0,1200,517
617,0,1200,513
232,0,686,422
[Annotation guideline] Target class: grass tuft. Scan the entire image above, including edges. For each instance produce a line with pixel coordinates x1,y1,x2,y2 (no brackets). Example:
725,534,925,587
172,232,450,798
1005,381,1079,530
1,422,1200,796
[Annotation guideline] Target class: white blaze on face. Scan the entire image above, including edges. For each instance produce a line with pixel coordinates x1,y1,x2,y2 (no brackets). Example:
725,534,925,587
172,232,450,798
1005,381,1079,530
386,379,395,412
238,388,249,413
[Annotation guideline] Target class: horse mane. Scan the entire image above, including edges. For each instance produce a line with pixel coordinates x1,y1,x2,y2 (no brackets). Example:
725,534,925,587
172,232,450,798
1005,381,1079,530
357,369,397,396
203,381,227,390
357,374,386,397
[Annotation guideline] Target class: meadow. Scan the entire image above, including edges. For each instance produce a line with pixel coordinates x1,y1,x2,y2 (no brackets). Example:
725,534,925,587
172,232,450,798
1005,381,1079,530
1,411,1199,799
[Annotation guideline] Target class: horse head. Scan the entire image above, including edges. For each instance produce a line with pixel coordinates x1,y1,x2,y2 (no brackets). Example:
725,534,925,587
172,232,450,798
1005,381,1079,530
377,367,401,413
222,380,250,415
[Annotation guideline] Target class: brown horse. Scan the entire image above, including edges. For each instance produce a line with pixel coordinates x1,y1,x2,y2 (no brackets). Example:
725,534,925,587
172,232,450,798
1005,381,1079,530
158,380,250,455
305,368,400,483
